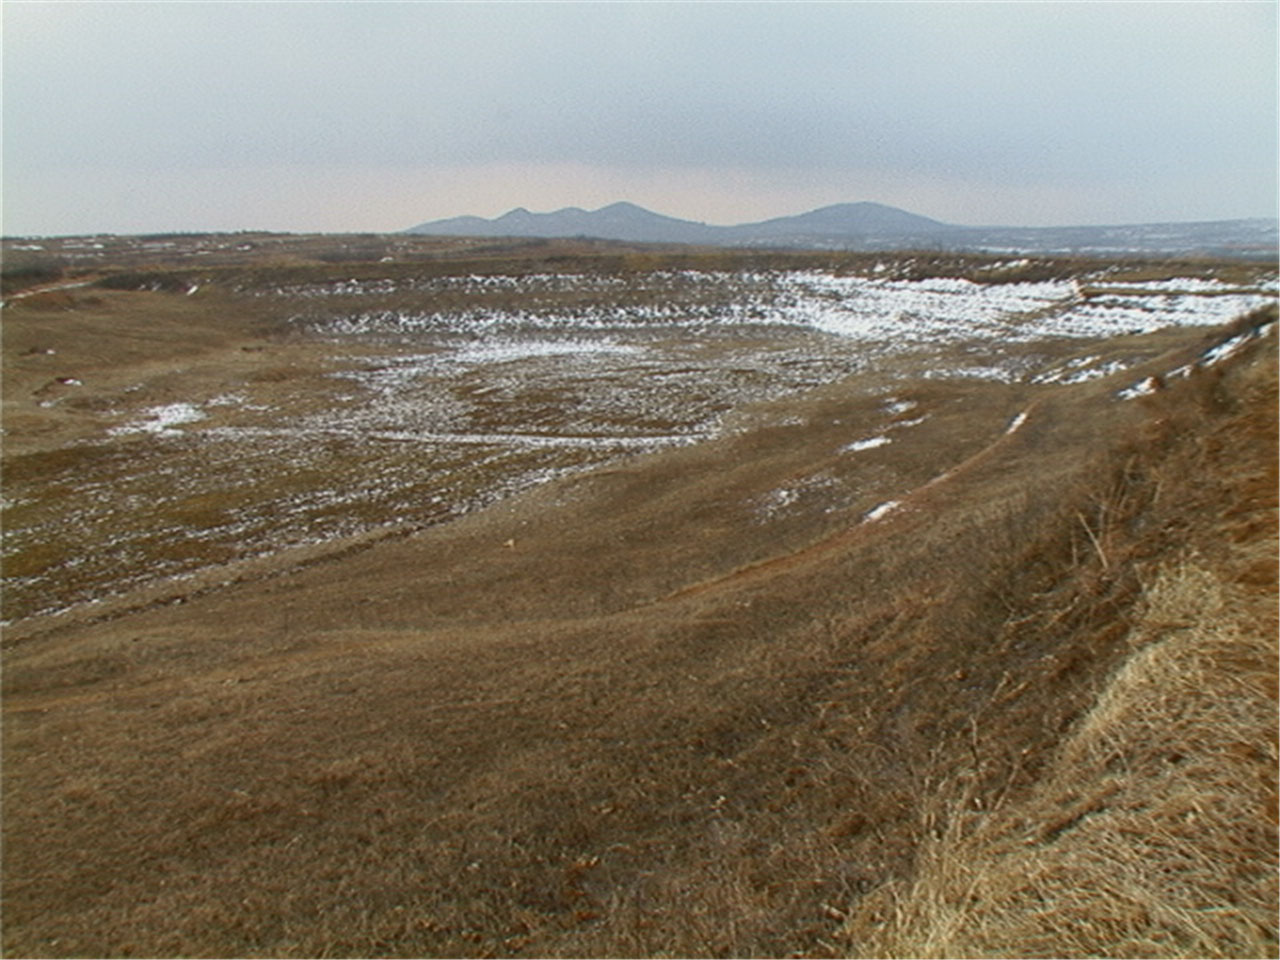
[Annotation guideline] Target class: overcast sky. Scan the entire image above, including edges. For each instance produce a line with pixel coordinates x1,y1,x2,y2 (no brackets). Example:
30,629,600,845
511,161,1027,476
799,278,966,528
3,1,1276,236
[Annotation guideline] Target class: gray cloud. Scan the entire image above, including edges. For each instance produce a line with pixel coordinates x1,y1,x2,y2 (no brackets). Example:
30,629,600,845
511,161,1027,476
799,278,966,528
3,2,1275,234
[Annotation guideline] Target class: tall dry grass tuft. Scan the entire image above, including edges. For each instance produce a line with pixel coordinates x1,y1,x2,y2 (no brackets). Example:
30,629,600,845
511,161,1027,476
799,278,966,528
845,540,1277,957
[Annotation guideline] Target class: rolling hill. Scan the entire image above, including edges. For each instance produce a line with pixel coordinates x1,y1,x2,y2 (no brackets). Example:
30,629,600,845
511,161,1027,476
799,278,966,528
407,201,1279,258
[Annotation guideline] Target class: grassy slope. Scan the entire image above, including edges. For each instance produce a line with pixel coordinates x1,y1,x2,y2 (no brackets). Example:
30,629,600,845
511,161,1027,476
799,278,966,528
843,333,1279,958
2,280,1276,957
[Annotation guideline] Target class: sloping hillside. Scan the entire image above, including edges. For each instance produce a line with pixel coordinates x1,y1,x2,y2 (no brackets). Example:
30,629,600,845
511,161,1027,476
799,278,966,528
843,326,1279,958
2,246,1275,958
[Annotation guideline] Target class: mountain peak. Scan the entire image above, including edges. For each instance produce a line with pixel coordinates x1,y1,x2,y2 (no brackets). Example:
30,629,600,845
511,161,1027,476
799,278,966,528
406,200,952,245
407,201,718,244
747,202,950,237
403,202,1277,257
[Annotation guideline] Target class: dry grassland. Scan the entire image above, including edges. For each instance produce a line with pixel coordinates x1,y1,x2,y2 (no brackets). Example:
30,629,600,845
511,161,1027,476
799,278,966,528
1,243,1276,958
845,342,1279,959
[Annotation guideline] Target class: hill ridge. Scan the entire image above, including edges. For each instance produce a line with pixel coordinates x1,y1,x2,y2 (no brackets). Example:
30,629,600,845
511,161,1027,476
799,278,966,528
406,201,1279,257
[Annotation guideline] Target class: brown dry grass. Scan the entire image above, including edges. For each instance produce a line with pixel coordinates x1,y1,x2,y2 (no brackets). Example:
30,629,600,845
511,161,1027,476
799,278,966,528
2,253,1276,957
843,342,1279,959
844,557,1277,958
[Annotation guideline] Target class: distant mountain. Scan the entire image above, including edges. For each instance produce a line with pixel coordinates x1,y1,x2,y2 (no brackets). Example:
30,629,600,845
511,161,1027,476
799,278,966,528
742,202,956,239
406,202,1279,258
411,201,722,245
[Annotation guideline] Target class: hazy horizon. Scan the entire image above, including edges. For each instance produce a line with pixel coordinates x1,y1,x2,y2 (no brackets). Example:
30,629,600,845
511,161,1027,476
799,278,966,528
3,2,1276,237
5,196,1280,241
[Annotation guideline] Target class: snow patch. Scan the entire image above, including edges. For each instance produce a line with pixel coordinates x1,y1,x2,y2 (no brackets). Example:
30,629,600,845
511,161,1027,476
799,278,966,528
111,403,207,436
1117,377,1160,401
843,435,892,453
863,500,901,522
313,270,1274,355
1031,355,1134,385
1091,277,1253,294
1199,332,1252,367
450,338,642,365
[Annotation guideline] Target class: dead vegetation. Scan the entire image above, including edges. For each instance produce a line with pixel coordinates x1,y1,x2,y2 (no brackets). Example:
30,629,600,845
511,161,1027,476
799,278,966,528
1,246,1276,958
846,558,1277,958
839,339,1279,958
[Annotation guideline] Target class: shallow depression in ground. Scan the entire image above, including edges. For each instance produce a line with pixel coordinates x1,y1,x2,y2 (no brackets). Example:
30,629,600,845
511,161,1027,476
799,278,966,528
2,266,1274,624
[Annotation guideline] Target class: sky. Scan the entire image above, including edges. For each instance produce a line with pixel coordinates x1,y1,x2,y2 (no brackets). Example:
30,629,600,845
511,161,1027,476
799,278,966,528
2,1,1277,236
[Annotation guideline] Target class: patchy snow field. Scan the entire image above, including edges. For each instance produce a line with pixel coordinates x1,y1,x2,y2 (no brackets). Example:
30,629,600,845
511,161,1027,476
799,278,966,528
3,265,1274,623
286,270,1273,345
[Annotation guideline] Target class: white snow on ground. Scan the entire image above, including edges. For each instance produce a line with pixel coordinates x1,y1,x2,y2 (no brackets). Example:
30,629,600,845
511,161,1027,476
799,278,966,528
840,403,929,454
110,403,207,436
863,500,901,523
1090,277,1277,294
328,340,643,399
17,266,1274,624
772,274,1073,343
207,393,249,407
1115,319,1276,401
449,338,642,365
1053,293,1270,337
778,272,1275,346
843,435,892,453
921,365,1023,383
317,271,1275,359
1200,332,1253,367
1117,377,1161,401
760,487,801,513
1033,356,1133,385
1006,410,1029,434
262,272,630,300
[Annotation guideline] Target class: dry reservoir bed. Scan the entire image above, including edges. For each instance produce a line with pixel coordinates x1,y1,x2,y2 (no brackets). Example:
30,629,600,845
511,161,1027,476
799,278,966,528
2,258,1275,628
